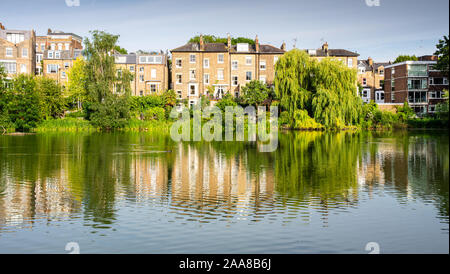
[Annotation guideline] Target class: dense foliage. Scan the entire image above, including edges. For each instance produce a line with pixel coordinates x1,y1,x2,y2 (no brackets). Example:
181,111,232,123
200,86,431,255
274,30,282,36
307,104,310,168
434,35,449,76
188,35,254,45
393,55,418,63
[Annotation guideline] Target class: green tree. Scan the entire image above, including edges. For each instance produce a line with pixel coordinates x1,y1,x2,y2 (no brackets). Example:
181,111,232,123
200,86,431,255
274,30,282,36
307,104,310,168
83,30,133,130
188,35,254,45
36,77,66,119
215,94,237,113
241,80,269,107
67,57,87,109
6,75,42,131
393,55,418,63
434,35,449,76
114,45,128,54
162,89,177,107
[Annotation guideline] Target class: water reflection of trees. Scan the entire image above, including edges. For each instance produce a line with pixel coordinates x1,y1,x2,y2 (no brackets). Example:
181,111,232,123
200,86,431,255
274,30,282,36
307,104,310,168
0,131,448,230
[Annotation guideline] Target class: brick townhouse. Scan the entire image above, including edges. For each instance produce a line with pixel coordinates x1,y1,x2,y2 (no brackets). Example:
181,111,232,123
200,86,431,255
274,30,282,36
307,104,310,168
384,55,448,114
357,57,390,104
170,35,285,107
114,51,169,96
0,22,36,79
305,42,359,70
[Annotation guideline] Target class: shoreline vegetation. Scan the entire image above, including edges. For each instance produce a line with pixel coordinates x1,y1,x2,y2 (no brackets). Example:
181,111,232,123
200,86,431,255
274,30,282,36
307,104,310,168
1,31,448,135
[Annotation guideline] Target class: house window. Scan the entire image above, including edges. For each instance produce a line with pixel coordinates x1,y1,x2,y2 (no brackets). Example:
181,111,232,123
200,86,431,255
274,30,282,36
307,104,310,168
129,66,134,72
36,54,42,63
260,60,266,70
176,74,182,84
139,66,144,73
6,33,24,43
5,48,13,57
362,78,367,86
40,44,45,51
190,69,196,80
177,90,182,99
55,51,60,59
246,71,252,81
203,58,209,68
150,84,157,93
22,48,28,58
274,56,279,64
189,84,197,96
215,86,225,99
259,76,266,84
20,64,26,73
391,79,395,91
139,75,144,82
232,76,238,86
175,59,182,68
0,62,16,74
347,58,353,68
61,71,66,78
231,60,238,70
189,54,196,63
51,43,56,50
65,43,70,50
64,62,69,69
218,54,224,63
245,56,252,65
204,73,210,85
48,51,54,59
47,64,58,73
151,69,156,79
379,69,384,75
217,69,224,80
58,43,63,50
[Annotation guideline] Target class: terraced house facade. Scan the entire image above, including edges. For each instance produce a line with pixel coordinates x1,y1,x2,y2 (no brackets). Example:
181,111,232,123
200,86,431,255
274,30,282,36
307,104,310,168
305,42,359,69
114,52,169,96
171,35,285,107
357,57,390,104
0,23,36,79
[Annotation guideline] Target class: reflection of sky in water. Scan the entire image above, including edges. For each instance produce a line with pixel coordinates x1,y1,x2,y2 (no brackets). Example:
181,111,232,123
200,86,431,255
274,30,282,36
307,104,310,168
0,131,448,253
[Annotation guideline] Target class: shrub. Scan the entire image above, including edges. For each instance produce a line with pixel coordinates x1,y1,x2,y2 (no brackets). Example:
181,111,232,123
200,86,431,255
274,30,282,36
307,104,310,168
143,107,165,121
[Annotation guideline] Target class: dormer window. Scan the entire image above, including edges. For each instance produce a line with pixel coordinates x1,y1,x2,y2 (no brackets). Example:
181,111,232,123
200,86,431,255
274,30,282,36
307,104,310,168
237,43,249,52
6,33,24,43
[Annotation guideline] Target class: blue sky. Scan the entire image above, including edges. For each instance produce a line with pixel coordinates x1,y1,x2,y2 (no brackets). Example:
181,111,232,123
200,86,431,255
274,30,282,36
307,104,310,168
1,0,449,62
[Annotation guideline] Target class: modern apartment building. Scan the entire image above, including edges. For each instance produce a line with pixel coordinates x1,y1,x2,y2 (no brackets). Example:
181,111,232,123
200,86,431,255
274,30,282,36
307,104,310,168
357,57,390,104
0,23,36,79
384,56,448,114
305,42,359,69
170,35,285,106
114,51,169,96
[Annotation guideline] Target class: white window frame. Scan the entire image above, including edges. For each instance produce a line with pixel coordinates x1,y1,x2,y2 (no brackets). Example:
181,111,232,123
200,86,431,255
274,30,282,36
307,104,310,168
65,43,70,50
259,75,266,84
232,75,238,86
139,75,144,82
231,60,238,70
22,48,28,58
347,58,353,68
48,51,54,59
246,71,252,81
151,68,156,79
188,83,198,97
20,64,27,73
245,56,252,65
5,48,13,57
218,54,224,64
203,58,209,68
176,73,182,84
217,69,224,80
189,54,196,63
55,51,61,59
175,58,182,68
190,69,196,80
204,73,210,85
259,60,266,71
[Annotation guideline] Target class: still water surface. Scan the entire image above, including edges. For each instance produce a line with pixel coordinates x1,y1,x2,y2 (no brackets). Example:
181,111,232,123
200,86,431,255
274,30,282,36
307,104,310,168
0,131,448,253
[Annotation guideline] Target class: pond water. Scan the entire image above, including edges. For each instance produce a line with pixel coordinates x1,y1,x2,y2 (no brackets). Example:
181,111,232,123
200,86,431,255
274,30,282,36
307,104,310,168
0,130,448,253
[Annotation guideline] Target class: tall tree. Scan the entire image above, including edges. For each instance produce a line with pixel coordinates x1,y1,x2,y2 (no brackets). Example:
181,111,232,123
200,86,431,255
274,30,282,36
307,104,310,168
36,77,65,119
83,30,133,130
434,35,449,76
241,80,270,107
67,57,87,110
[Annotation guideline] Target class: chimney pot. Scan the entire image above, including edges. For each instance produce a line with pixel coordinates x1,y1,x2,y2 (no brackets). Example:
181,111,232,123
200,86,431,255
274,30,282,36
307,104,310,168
368,57,373,66
227,33,231,49
281,42,286,51
255,35,259,52
199,34,204,51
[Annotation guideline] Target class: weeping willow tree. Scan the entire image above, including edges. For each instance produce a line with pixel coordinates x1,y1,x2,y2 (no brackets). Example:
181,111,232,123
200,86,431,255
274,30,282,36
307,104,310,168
274,49,363,129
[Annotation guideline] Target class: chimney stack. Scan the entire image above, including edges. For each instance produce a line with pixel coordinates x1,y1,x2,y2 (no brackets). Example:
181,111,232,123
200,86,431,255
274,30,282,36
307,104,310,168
0,23,5,30
281,42,286,51
368,57,373,66
227,33,231,49
47,28,52,34
322,42,329,55
199,34,205,51
255,35,259,52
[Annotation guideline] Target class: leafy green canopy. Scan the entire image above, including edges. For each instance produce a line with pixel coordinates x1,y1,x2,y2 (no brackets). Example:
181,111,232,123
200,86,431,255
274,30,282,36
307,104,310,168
188,35,255,45
274,49,362,128
393,55,418,63
241,80,269,107
434,35,449,76
83,30,134,130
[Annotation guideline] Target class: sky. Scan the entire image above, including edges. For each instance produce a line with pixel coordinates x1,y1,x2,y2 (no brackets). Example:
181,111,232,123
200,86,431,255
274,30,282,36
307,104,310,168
1,0,449,62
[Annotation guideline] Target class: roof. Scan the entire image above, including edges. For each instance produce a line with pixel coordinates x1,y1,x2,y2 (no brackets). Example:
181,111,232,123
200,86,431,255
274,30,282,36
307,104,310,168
358,59,390,71
0,29,33,40
171,42,284,54
306,48,359,57
48,31,82,41
114,53,137,64
384,60,437,69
